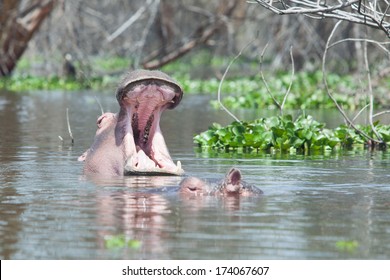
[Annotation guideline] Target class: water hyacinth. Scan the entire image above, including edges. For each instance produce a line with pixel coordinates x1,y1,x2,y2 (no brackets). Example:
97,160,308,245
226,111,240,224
194,114,390,153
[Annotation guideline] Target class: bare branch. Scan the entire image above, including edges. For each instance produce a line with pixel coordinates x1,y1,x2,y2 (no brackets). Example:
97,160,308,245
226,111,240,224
362,38,383,141
106,1,151,42
373,110,390,118
259,43,279,109
280,46,295,113
322,20,381,144
251,0,390,38
217,39,257,123
259,43,295,114
134,0,160,68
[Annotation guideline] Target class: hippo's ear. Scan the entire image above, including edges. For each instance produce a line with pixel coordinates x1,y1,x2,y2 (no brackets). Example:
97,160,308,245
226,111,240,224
227,168,241,185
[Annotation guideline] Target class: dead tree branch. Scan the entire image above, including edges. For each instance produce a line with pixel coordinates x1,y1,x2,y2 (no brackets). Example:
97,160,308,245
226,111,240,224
322,20,384,145
106,0,151,42
142,0,243,69
142,18,224,69
251,0,390,38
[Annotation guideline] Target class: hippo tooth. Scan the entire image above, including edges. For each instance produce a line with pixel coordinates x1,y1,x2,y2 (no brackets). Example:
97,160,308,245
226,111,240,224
177,161,181,170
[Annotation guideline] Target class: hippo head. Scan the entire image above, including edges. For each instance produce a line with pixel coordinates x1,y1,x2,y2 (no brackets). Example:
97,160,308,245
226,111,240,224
178,177,211,196
115,70,184,176
80,70,184,176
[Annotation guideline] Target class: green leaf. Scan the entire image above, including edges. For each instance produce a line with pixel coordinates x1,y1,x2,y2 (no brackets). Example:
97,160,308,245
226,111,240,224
104,235,141,250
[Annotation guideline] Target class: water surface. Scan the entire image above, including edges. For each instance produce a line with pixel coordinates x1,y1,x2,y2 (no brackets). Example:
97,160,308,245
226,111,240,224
0,89,389,259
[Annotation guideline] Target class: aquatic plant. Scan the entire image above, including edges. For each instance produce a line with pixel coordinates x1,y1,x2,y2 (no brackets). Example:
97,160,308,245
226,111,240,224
194,114,390,152
335,240,359,253
208,71,377,110
0,74,110,91
104,235,141,250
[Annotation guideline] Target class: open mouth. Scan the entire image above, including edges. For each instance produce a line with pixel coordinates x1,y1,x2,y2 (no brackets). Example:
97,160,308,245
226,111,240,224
115,71,184,175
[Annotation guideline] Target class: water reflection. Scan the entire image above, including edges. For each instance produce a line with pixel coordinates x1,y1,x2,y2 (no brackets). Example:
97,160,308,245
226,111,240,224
0,89,389,259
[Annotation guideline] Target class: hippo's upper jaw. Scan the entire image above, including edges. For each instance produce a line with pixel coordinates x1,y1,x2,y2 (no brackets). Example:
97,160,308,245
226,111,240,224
115,70,184,176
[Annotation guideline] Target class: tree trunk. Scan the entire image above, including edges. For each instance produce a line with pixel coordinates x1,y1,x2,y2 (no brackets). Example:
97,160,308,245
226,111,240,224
0,0,57,77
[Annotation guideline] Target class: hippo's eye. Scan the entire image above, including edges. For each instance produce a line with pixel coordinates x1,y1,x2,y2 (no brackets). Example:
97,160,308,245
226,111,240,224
187,185,198,192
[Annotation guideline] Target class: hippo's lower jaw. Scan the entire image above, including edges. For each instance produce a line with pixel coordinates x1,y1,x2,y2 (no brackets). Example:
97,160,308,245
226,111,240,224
117,79,184,176
124,150,183,175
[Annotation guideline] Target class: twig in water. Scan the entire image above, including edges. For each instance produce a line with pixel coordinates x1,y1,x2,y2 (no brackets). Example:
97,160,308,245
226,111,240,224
66,108,74,145
94,96,104,115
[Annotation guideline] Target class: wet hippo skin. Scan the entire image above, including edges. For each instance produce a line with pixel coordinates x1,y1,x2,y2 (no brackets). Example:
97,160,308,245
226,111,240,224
179,168,263,197
79,70,184,176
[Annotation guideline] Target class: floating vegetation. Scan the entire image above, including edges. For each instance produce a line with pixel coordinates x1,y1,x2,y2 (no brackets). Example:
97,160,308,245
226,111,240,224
104,235,141,250
194,114,390,153
335,240,359,253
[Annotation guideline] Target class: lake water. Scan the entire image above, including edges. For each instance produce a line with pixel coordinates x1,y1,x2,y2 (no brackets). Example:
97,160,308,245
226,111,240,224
0,89,389,259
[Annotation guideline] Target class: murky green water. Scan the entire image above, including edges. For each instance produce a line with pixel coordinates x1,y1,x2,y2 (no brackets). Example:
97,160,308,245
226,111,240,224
0,89,389,259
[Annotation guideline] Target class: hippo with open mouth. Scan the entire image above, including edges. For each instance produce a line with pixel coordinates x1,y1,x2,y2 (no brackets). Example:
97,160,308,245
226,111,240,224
79,70,184,176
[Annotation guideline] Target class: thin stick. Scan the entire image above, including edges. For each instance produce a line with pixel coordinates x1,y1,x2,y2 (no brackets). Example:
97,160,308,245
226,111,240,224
106,1,149,42
322,20,377,143
217,40,255,123
352,103,369,123
94,96,104,115
280,45,295,114
259,43,295,115
363,38,383,142
259,42,280,110
134,0,160,67
66,108,74,145
373,110,390,118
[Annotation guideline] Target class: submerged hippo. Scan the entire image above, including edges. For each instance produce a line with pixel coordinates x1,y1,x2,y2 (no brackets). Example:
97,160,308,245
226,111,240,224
80,70,184,176
179,168,263,197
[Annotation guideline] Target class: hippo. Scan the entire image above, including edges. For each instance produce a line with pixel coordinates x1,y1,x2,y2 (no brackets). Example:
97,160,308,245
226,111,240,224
79,70,184,176
179,168,263,197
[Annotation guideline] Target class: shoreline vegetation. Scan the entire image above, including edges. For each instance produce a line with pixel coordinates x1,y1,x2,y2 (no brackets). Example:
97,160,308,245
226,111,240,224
1,56,389,152
1,70,390,110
